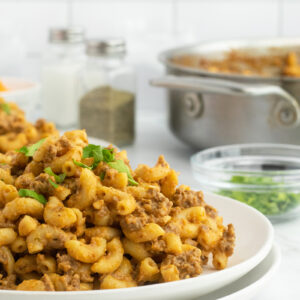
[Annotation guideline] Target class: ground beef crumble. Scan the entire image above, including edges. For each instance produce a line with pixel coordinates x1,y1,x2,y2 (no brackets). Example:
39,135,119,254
171,188,204,208
30,173,55,197
59,274,81,291
56,136,72,156
0,274,16,290
9,152,29,176
205,204,218,218
57,254,93,283
0,115,26,135
41,274,55,291
14,173,34,190
63,178,80,194
120,188,172,232
145,238,167,255
216,224,235,256
161,248,202,279
163,220,181,235
42,145,57,164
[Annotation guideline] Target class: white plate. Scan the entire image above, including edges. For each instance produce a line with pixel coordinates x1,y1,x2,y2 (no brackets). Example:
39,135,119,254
0,192,273,300
88,137,112,148
198,243,281,300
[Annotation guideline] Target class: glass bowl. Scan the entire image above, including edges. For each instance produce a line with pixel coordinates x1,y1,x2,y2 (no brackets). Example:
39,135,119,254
191,144,300,222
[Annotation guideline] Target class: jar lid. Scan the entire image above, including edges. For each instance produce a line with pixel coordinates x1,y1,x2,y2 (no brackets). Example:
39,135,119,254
86,38,126,56
49,27,85,44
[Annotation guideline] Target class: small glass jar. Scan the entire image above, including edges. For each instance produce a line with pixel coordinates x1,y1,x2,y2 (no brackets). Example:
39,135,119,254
80,38,135,147
191,144,300,223
41,27,86,128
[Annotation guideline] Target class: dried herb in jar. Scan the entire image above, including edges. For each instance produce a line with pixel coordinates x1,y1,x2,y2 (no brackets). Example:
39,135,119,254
79,85,134,147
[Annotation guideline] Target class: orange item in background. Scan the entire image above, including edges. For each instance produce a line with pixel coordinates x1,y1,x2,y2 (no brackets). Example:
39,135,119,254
0,80,8,91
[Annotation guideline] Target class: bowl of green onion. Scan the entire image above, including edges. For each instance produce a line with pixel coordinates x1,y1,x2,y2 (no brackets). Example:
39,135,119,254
191,144,300,222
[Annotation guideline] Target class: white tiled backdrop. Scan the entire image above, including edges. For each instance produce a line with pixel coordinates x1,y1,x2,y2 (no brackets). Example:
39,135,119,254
0,0,299,113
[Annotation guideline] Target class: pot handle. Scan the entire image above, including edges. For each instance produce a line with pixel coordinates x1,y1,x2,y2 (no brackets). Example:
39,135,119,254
150,75,300,127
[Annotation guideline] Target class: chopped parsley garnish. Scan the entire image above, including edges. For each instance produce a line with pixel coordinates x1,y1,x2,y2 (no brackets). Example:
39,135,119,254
218,176,300,216
108,160,138,186
73,159,92,170
18,189,47,204
49,179,59,189
82,144,103,160
0,103,10,115
44,167,66,183
102,148,115,163
74,144,137,186
73,144,114,170
17,138,46,157
81,144,115,169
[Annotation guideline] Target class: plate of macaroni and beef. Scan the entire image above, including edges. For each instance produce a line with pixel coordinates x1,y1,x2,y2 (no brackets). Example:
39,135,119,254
0,100,274,299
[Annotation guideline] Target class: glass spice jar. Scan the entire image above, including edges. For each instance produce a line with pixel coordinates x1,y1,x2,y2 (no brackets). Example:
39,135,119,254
41,27,86,128
80,38,135,146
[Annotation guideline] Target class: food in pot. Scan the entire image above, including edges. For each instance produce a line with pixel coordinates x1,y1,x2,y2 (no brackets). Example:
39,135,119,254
282,52,300,77
0,98,58,153
218,175,300,216
0,130,235,291
172,50,300,77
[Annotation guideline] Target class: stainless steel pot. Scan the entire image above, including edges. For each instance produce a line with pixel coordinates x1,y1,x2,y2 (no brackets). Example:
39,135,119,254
151,38,300,149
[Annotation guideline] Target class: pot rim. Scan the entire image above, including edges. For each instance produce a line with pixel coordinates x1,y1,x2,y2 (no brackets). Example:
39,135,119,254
159,37,300,83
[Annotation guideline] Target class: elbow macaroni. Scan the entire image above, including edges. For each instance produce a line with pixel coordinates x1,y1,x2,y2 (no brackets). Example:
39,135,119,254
65,237,106,263
0,228,17,246
91,238,124,274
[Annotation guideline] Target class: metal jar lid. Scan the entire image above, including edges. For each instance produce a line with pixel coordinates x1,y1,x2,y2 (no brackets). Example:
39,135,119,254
49,27,85,44
86,38,126,56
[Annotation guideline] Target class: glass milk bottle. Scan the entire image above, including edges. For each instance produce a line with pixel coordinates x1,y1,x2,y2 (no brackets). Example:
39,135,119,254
41,27,86,128
80,38,135,146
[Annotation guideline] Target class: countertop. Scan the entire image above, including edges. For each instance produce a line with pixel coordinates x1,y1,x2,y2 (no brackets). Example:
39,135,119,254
123,111,299,300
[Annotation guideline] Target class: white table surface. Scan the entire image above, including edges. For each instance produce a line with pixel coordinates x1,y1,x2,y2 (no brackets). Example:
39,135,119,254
123,111,299,300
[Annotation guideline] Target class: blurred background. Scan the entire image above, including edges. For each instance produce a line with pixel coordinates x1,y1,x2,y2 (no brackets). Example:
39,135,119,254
0,0,298,115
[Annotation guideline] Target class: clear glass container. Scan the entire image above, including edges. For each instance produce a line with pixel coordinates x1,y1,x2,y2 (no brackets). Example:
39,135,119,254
41,27,86,128
80,38,135,147
191,144,300,222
